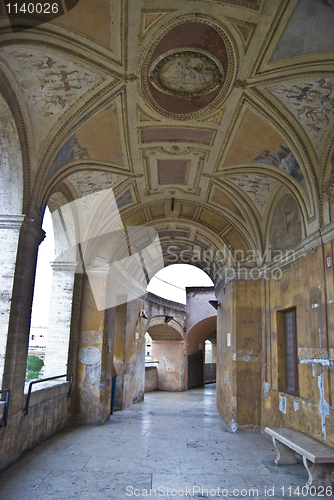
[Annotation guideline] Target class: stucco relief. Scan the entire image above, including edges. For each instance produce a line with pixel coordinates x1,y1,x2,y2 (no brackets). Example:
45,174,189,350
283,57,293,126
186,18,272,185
149,49,224,97
140,17,235,119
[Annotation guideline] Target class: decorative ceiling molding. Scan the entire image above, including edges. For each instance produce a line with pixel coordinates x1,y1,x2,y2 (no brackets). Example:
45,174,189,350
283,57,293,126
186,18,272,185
139,14,238,121
138,9,176,45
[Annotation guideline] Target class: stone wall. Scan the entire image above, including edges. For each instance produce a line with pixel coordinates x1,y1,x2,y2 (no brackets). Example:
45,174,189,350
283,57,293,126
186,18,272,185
145,366,157,392
0,382,71,471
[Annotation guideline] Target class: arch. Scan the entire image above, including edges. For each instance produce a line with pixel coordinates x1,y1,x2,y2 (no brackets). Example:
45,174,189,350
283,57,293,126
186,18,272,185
186,316,217,351
146,315,185,341
0,93,23,214
0,92,24,387
33,191,78,378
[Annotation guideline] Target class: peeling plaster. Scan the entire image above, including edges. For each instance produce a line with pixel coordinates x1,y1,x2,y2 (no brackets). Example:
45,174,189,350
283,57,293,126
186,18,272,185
231,419,238,433
263,381,270,400
318,369,331,442
299,357,334,368
293,400,299,412
279,396,287,414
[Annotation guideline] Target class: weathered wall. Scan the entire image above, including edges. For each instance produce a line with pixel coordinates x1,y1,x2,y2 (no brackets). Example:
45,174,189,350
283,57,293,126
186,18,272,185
144,292,186,327
114,297,146,410
186,286,216,333
217,279,262,431
262,244,334,446
150,340,186,391
0,383,71,471
145,366,157,392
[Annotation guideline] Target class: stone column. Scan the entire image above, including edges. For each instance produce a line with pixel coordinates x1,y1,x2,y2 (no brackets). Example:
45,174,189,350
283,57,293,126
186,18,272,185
43,261,77,378
2,216,45,414
216,279,263,431
0,215,25,387
74,273,114,424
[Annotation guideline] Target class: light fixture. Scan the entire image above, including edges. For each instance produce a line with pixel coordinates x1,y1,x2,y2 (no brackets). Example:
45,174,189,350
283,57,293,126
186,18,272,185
209,300,220,310
165,315,173,323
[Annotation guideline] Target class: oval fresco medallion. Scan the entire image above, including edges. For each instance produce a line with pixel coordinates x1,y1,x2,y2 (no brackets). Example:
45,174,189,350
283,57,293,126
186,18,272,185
149,49,225,97
140,17,236,119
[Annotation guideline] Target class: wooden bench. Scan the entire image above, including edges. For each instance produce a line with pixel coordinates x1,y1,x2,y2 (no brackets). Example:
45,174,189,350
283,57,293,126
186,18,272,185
265,427,334,487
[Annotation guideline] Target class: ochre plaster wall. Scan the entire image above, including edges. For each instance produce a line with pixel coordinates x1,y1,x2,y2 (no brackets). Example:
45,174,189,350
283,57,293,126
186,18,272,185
113,298,146,410
217,280,262,431
262,244,334,446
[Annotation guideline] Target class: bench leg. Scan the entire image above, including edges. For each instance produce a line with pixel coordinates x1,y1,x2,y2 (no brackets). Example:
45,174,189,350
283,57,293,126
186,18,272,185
302,457,333,487
272,437,299,465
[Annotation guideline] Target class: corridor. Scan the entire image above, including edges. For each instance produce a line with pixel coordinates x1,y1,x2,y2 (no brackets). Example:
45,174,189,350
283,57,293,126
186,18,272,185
0,385,314,500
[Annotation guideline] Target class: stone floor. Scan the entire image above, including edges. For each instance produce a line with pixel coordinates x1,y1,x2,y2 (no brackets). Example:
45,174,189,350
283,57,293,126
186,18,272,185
0,384,324,499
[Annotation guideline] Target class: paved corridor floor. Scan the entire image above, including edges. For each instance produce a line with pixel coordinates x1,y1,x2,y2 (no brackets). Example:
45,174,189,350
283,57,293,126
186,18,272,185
0,385,323,500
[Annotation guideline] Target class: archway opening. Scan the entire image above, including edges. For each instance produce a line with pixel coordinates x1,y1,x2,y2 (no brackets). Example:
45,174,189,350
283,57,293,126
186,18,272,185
28,207,54,383
146,263,214,303
143,264,216,394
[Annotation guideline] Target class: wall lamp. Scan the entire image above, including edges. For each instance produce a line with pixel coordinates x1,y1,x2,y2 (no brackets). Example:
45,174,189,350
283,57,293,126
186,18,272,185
139,310,148,319
165,315,174,323
209,300,220,310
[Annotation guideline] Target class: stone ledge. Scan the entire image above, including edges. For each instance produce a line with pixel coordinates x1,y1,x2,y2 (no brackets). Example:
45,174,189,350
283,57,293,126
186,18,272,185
24,380,70,408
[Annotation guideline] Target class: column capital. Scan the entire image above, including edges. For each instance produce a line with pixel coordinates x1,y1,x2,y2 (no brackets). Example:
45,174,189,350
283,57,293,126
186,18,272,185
0,214,25,229
21,215,45,246
51,261,78,273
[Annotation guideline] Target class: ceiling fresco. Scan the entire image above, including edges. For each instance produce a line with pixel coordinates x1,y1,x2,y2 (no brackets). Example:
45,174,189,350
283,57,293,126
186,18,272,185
0,46,103,146
271,0,334,61
0,0,332,281
269,78,334,154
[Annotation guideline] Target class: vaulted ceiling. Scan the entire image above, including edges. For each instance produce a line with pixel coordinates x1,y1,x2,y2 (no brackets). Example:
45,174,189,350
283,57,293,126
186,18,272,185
1,0,334,284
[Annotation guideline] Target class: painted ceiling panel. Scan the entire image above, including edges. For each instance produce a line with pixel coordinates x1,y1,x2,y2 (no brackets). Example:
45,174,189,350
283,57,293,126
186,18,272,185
228,174,278,215
146,22,228,116
269,78,334,154
47,105,124,180
117,189,133,210
75,106,124,165
140,127,214,144
56,0,112,48
271,195,302,252
272,0,334,61
225,109,307,195
210,187,243,218
67,171,120,197
199,210,228,232
124,211,147,228
149,204,165,218
0,46,102,145
225,109,283,166
224,228,247,253
180,204,197,219
157,160,189,185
